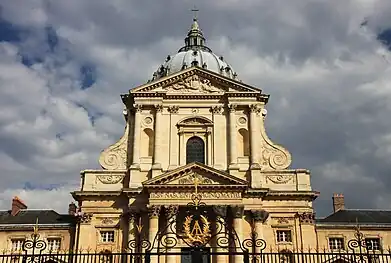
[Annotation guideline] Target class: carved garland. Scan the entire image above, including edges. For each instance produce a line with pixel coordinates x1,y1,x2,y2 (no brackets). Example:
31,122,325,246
265,174,294,184
150,192,241,199
97,174,125,184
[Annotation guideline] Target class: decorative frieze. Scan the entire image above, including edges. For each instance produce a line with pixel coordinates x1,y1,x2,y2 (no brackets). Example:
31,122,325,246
150,192,241,199
165,75,223,94
231,205,244,218
101,217,115,225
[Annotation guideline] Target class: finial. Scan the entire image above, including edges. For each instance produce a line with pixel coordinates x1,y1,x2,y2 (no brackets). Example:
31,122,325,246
33,217,39,235
191,6,199,21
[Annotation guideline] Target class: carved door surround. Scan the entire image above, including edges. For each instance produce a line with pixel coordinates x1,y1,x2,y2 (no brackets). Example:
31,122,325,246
177,116,213,166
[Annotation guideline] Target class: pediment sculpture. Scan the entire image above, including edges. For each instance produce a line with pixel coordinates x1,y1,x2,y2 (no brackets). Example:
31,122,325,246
165,75,224,94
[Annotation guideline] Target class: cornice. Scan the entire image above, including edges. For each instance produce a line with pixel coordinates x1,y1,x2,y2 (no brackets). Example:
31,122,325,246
144,184,247,190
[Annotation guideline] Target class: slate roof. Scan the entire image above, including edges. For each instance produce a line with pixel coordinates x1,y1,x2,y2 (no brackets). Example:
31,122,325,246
0,210,76,226
317,210,391,225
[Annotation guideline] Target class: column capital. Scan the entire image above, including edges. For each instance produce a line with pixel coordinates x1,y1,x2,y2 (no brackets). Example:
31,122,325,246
210,105,223,114
133,104,143,112
251,209,269,223
298,212,315,224
164,205,179,219
147,205,161,219
249,104,261,114
231,205,244,218
154,104,163,113
228,104,237,113
168,105,179,114
213,205,228,217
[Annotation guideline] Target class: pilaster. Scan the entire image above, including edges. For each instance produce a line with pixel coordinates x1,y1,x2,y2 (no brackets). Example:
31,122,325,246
152,104,163,177
231,205,244,263
249,104,261,168
131,104,142,168
228,104,239,170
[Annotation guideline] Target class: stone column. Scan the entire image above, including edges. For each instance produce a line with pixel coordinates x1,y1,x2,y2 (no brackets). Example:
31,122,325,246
249,104,260,168
179,127,185,165
206,127,212,166
232,205,244,263
213,206,228,263
251,210,269,254
165,205,179,263
153,105,163,170
132,104,142,167
148,205,161,263
228,104,238,168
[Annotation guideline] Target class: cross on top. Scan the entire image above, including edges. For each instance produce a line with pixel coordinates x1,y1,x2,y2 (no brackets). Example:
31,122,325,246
191,7,199,21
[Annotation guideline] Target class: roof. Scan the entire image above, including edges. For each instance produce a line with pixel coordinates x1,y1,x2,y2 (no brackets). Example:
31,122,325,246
0,210,76,226
317,209,391,225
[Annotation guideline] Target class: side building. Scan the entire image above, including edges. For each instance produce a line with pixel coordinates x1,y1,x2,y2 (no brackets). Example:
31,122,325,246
0,197,76,253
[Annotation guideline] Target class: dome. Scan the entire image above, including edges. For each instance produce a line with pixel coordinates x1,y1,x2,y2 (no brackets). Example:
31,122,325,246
150,18,238,82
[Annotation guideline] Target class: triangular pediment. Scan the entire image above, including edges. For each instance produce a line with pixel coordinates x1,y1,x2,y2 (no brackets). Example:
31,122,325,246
131,66,262,94
143,162,248,188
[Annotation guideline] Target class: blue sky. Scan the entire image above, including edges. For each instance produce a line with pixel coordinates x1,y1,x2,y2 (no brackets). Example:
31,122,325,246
0,1,391,216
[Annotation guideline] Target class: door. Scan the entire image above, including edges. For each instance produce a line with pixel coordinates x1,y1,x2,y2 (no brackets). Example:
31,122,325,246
181,248,210,263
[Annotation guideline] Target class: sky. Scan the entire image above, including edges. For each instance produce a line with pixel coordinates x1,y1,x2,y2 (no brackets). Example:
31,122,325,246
0,0,390,217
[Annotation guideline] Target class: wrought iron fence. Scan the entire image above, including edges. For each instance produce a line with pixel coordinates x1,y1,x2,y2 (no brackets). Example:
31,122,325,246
1,250,391,263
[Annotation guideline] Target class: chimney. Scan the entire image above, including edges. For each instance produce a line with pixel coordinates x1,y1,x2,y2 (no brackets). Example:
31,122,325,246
11,196,27,216
68,202,77,215
332,193,345,213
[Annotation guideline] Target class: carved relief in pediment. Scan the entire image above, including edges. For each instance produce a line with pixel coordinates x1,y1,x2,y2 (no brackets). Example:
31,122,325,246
169,171,219,185
164,75,224,94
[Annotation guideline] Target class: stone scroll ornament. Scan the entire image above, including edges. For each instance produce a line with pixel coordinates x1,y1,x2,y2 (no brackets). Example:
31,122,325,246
99,124,129,170
257,106,292,170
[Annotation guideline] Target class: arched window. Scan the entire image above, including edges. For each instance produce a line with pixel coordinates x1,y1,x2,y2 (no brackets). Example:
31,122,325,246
238,128,250,157
141,128,154,157
186,136,205,164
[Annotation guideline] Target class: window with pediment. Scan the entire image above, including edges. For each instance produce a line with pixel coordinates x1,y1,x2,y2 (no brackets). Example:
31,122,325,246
186,136,205,164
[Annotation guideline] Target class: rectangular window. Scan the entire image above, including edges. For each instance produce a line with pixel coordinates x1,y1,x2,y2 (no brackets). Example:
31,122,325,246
100,231,115,243
366,238,381,251
11,239,25,251
276,230,292,243
47,238,61,251
329,237,344,250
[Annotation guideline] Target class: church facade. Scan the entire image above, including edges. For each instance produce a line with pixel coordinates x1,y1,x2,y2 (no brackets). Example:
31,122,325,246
71,17,317,254
66,17,391,262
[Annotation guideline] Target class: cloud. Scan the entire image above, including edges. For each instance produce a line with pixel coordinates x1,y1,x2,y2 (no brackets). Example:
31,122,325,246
0,0,390,216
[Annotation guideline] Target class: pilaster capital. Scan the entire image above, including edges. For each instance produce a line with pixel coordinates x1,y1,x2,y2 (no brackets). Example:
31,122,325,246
133,104,143,113
213,205,228,218
147,205,161,219
231,205,244,218
154,104,163,113
78,212,93,224
228,104,237,113
210,105,223,114
298,212,315,224
249,104,262,114
168,105,179,114
164,205,179,219
251,209,269,223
